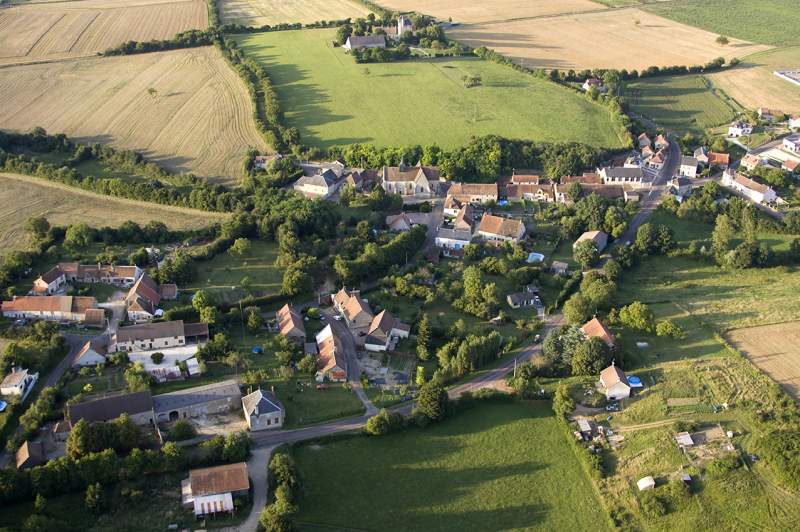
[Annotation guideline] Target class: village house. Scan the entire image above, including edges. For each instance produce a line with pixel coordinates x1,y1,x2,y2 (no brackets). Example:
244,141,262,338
276,303,306,345
508,170,542,185
637,133,652,149
624,152,643,169
654,134,669,150
380,161,442,199
447,182,498,204
722,170,777,204
343,169,367,191
561,172,603,186
152,380,242,423
182,462,250,517
581,78,607,93
68,390,155,426
783,159,799,173
574,230,608,252
52,420,71,443
678,156,699,178
693,147,709,165
707,151,730,169
740,153,764,172
1,295,100,324
598,166,649,187
477,214,525,244
293,169,342,199
111,320,209,353
790,115,800,129
72,338,109,368
453,203,476,231
386,213,412,232
758,107,782,122
33,263,143,294
641,145,655,161
646,149,667,171
581,317,616,348
397,14,413,37
1,367,38,401
505,183,555,203
315,324,348,382
506,285,540,309
31,268,67,295
783,134,800,154
125,272,166,322
670,176,693,199
343,34,386,51
727,121,753,137
332,287,373,331
443,195,464,217
364,310,410,352
435,227,473,255
16,440,45,470
599,362,630,401
242,388,284,431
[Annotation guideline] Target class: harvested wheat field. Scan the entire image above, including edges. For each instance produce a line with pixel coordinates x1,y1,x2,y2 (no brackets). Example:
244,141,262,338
708,47,800,113
449,9,770,71
0,173,225,256
0,0,207,65
728,321,800,401
220,0,371,27
374,0,604,24
0,47,269,184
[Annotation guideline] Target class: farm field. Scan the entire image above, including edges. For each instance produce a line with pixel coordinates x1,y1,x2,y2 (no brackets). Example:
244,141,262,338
220,0,371,27
708,47,800,112
232,29,627,150
448,9,768,71
0,172,224,256
293,401,610,531
0,47,269,184
0,0,207,65
644,0,800,47
727,321,800,401
624,74,738,134
374,0,605,24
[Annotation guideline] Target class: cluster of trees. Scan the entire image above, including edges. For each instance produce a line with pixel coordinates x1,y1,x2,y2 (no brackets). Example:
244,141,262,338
260,451,301,532
561,192,633,242
563,266,619,326
353,44,411,63
200,431,252,463
453,265,500,319
8,387,59,452
0,321,67,375
334,225,426,285
435,329,504,378
560,57,731,85
542,325,612,377
66,415,143,459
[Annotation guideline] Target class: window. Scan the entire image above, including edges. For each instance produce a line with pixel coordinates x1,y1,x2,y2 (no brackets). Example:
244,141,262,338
267,418,271,426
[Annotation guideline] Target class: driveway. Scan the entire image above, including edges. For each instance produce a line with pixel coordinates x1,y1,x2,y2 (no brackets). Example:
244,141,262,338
323,310,377,416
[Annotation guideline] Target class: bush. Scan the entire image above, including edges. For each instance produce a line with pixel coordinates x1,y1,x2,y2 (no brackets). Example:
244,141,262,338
364,409,406,436
638,490,667,518
656,320,683,339
150,352,164,364
706,454,741,477
169,420,197,442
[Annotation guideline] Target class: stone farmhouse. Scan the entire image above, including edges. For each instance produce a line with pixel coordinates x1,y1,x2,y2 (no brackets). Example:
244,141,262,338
598,166,650,187
758,107,782,122
72,338,110,368
126,272,176,322
707,151,730,169
364,310,410,352
67,390,155,426
722,170,777,204
276,303,306,345
434,227,473,256
574,230,608,252
33,263,142,295
654,134,669,150
453,203,476,231
242,388,285,431
476,214,525,244
447,182,498,204
1,295,102,324
581,317,616,348
315,324,348,382
380,161,443,200
111,320,209,353
16,440,45,470
182,462,250,517
678,156,699,178
506,285,540,309
152,379,241,423
783,134,800,154
293,169,342,199
343,34,386,51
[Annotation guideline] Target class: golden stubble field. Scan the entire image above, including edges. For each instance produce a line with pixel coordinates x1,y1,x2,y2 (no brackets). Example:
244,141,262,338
0,0,208,65
727,321,800,401
708,46,800,112
449,8,770,71
0,172,226,255
374,0,605,24
0,47,269,184
220,0,371,27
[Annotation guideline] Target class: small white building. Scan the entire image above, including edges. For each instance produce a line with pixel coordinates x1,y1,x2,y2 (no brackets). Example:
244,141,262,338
783,134,800,154
599,362,630,401
343,34,386,51
722,170,777,204
598,166,648,187
0,367,39,401
364,310,410,352
789,115,800,129
293,169,341,199
582,78,607,93
476,214,526,244
727,121,753,137
637,476,656,491
435,227,472,254
574,230,608,252
242,388,284,431
678,156,699,178
72,338,108,368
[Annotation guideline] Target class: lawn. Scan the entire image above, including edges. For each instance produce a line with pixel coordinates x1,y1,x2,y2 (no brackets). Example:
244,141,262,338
183,240,283,301
644,0,800,47
232,29,627,150
624,74,738,134
293,401,610,531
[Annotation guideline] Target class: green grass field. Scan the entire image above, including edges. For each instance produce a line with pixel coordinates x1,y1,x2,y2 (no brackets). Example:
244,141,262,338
294,401,610,531
232,29,627,150
644,0,800,46
624,74,738,134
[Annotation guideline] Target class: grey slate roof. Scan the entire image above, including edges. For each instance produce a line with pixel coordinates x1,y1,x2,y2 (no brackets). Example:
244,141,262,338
242,389,283,416
152,380,241,414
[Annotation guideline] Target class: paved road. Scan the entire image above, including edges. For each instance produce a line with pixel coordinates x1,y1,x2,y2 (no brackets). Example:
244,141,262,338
324,311,377,416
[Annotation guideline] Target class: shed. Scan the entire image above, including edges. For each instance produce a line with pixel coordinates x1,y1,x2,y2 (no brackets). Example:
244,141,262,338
637,476,656,491
675,432,694,447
